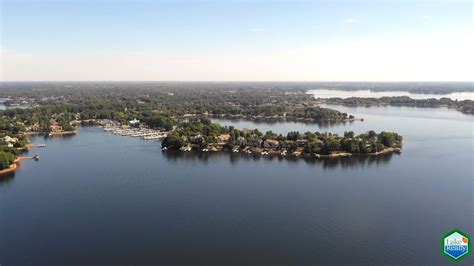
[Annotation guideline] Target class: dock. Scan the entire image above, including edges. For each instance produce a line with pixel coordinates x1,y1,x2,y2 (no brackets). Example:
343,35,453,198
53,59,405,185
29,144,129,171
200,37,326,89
95,119,169,141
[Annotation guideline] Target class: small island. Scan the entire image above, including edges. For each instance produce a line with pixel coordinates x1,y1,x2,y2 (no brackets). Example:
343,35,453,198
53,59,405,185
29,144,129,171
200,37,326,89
162,116,402,158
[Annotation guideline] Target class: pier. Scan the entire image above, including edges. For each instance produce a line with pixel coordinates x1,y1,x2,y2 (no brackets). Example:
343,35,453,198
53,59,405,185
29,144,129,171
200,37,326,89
95,119,169,141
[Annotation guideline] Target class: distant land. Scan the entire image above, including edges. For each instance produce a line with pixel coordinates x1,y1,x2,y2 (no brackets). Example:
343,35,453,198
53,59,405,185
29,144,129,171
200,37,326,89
0,81,473,94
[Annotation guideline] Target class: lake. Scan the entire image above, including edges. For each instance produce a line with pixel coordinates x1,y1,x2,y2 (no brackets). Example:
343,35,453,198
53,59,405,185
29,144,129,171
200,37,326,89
0,99,7,110
1,105,473,265
307,89,474,101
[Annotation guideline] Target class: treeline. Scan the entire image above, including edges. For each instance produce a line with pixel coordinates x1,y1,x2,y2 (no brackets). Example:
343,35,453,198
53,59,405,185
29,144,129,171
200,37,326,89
1,81,472,95
322,96,474,115
0,117,29,169
0,84,353,134
162,116,402,155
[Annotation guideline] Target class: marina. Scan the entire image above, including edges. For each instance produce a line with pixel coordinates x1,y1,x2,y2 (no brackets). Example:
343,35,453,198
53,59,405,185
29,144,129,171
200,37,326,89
94,119,169,141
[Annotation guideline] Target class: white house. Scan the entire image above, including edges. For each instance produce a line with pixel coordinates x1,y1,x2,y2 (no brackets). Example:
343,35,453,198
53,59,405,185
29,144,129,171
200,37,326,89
129,118,140,125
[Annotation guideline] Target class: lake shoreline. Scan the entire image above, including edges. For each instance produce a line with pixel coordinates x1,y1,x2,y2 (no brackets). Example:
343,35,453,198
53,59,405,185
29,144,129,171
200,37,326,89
163,146,402,159
0,157,30,175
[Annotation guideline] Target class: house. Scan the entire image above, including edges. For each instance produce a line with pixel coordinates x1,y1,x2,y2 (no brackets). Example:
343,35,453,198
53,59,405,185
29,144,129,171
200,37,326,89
236,136,246,145
190,134,205,145
217,134,231,143
129,118,140,126
292,150,302,156
296,139,308,145
263,139,279,148
3,136,18,144
49,124,62,133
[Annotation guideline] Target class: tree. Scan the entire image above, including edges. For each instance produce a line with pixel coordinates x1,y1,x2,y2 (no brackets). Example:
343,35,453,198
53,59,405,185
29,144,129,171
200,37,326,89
344,131,354,138
162,133,184,149
379,131,396,147
0,151,15,169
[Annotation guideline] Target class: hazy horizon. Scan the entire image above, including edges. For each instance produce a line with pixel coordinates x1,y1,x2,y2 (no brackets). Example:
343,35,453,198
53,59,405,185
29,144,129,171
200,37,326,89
1,80,472,83
1,1,472,81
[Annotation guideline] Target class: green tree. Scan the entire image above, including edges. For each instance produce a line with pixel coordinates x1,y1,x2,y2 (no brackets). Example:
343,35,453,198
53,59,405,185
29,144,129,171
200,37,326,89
0,151,15,169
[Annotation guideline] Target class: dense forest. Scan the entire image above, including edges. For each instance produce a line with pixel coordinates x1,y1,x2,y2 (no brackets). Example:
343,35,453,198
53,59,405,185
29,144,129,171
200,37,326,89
0,83,353,134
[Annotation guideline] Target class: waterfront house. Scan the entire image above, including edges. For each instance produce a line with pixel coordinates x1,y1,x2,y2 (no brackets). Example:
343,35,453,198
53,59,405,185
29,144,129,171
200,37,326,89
263,139,279,148
296,139,308,145
190,134,205,144
217,134,231,143
3,136,18,144
292,150,302,156
129,118,140,126
236,136,246,145
49,124,62,133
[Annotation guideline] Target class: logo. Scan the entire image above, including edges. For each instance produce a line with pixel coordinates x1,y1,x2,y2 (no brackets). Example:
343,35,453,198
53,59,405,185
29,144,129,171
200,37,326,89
443,229,470,261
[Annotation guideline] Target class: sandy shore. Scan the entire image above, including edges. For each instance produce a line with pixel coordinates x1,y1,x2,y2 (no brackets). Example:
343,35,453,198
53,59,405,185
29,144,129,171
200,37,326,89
170,146,402,159
0,162,17,175
48,131,77,136
315,152,352,158
367,147,402,156
0,157,31,175
23,130,77,136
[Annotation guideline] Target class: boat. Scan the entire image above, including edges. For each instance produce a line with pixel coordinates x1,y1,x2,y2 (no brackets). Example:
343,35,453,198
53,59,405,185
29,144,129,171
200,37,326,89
33,154,40,160
37,144,46,147
161,147,168,151
180,146,192,152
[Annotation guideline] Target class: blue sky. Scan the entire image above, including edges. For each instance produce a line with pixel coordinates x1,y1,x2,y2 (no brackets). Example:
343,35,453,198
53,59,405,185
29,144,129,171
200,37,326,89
1,1,472,81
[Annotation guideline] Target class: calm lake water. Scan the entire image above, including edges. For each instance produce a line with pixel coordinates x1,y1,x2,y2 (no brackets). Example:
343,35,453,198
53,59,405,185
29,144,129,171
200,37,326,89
0,99,7,110
307,89,474,101
1,106,473,265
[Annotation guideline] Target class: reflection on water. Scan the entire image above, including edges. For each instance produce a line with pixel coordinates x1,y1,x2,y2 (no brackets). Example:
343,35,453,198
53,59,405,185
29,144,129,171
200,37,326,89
0,171,15,186
163,150,395,169
1,106,472,266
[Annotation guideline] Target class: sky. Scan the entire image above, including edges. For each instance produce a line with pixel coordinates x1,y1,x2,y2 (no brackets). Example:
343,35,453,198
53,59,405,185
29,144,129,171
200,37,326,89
0,0,472,81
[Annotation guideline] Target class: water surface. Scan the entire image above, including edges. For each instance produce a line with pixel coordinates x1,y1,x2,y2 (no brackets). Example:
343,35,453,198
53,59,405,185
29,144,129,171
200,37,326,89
307,89,474,101
1,106,473,265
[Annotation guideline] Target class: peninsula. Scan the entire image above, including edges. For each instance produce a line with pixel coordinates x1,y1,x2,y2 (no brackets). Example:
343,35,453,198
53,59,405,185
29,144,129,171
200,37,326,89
162,116,402,158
